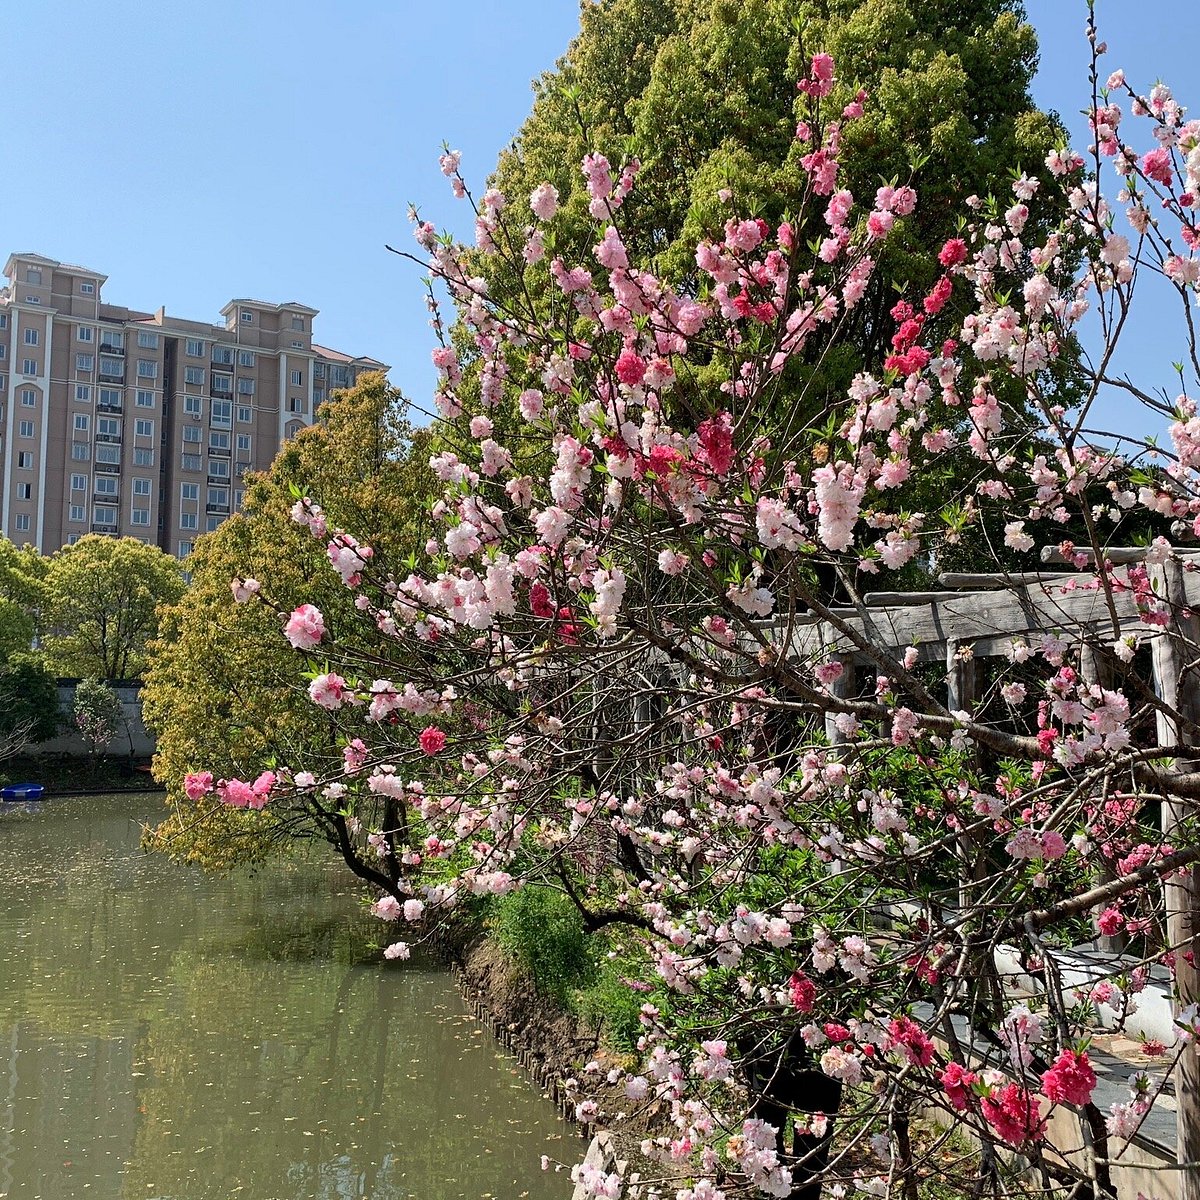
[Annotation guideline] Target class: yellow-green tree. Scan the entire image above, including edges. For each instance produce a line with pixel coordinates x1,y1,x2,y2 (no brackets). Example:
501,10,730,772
40,535,184,681
141,373,434,871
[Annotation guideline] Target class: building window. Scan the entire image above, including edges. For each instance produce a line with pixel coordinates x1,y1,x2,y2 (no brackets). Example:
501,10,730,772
212,346,233,365
20,389,36,407
181,453,201,472
211,400,232,426
237,378,255,396
180,511,198,530
18,420,35,438
0,374,6,391
209,430,230,450
18,452,35,470
137,330,159,349
134,418,154,437
16,483,32,500
23,328,38,346
74,414,91,432
0,345,5,359
76,353,94,372
239,309,253,323
183,396,201,416
136,359,157,379
178,540,194,556
234,489,244,509
22,359,38,375
133,477,152,496
71,443,89,461
77,326,94,343
207,486,229,506
290,340,303,349
208,459,230,479
211,373,232,394
99,356,123,376
13,514,30,533
205,516,222,532
24,296,41,305
80,281,95,295
236,434,251,453
97,417,120,438
99,388,121,408
71,474,87,491
182,426,201,444
75,385,91,402
93,506,117,525
96,444,120,464
186,338,204,357
134,448,155,467
95,477,118,496
236,405,252,423
24,268,41,285
237,350,255,368
131,508,150,526
0,314,6,330
69,505,85,522
184,366,205,385
100,331,124,352
135,390,155,408
288,396,305,413
289,369,303,387
181,483,199,501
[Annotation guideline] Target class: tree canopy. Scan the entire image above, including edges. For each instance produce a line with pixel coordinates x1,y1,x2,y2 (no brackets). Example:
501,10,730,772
141,373,434,870
39,536,185,681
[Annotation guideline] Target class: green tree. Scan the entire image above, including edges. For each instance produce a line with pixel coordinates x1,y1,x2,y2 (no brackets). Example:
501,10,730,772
0,536,46,662
489,0,1057,299
0,656,60,762
141,373,435,870
71,677,123,758
40,536,185,681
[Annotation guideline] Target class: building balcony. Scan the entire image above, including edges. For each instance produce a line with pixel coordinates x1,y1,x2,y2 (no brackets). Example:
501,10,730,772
208,446,231,458
205,503,230,516
97,401,122,414
97,372,125,385
95,433,122,445
90,524,118,535
98,344,124,356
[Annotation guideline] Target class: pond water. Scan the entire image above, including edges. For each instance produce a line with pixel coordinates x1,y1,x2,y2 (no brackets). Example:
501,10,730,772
0,793,573,1200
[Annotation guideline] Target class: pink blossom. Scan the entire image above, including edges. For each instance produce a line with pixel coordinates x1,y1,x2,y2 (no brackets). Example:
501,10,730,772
419,726,447,755
1041,1049,1097,1107
284,604,325,650
529,182,559,221
1142,147,1173,186
383,941,411,960
231,577,260,604
309,673,347,711
183,771,213,801
615,348,647,386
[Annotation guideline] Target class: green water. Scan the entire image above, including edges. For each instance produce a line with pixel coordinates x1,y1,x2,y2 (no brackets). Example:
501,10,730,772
0,793,573,1200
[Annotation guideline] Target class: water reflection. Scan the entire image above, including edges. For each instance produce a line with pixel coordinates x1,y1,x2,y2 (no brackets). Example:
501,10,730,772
0,795,572,1199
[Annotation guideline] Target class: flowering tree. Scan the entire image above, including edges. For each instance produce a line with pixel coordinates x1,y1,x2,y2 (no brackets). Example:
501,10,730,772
180,21,1200,1200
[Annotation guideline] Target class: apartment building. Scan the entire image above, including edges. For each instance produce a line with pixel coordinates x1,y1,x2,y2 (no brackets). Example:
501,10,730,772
0,252,387,556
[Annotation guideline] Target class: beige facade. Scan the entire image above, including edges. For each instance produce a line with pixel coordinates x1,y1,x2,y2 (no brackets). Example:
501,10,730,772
0,252,386,556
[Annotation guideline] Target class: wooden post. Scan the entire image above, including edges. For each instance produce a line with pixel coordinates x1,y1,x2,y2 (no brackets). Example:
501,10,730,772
1078,642,1125,956
1149,559,1200,1198
823,654,854,746
946,640,979,915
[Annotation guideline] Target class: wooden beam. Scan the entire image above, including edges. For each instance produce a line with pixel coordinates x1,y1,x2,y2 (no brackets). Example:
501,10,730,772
937,571,1078,590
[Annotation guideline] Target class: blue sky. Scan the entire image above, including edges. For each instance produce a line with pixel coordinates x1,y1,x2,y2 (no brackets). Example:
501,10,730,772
5,2,1197,433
